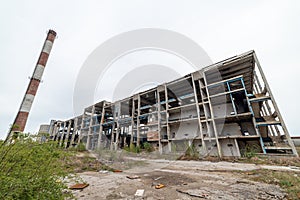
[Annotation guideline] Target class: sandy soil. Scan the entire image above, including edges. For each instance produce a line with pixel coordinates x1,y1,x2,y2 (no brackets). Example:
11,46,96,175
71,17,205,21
68,153,300,200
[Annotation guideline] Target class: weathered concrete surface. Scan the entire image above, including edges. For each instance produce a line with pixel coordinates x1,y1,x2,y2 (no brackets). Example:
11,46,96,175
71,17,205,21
69,156,293,200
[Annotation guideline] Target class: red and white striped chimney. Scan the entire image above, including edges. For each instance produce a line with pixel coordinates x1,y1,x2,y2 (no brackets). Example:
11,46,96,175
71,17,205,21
11,30,57,134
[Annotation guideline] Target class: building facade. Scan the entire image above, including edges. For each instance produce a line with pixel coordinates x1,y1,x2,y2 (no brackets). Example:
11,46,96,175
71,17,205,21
47,51,298,157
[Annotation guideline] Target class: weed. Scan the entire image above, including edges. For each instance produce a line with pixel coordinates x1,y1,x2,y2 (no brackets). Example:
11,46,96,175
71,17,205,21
244,169,300,199
0,136,73,199
242,144,260,158
143,142,153,152
76,143,87,152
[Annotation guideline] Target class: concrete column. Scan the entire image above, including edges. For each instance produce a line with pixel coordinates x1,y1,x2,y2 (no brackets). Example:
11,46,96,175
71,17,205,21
203,73,222,158
115,102,121,150
110,121,116,150
97,102,106,149
191,73,206,151
51,123,58,141
157,88,163,154
137,95,141,147
70,117,78,146
59,122,66,147
164,84,171,152
130,99,135,146
86,106,95,150
64,120,72,148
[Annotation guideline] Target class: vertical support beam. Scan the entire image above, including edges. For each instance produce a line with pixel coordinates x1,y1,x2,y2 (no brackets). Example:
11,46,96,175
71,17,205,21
97,102,106,149
137,95,141,147
156,88,163,154
51,122,58,141
70,117,78,147
123,126,127,148
253,53,298,156
234,138,241,157
199,79,212,140
227,82,237,115
86,105,95,150
191,74,206,152
130,99,135,146
203,73,222,157
64,120,72,148
115,102,121,150
77,113,85,145
110,119,116,150
59,121,66,147
164,84,171,152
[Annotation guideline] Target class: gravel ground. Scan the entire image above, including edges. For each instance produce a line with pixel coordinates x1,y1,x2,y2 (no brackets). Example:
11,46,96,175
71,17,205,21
67,154,299,199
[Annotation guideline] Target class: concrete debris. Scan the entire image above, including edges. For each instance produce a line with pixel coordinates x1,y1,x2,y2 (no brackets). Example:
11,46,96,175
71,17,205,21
99,170,109,174
176,189,209,198
134,189,144,197
126,175,140,179
154,176,163,180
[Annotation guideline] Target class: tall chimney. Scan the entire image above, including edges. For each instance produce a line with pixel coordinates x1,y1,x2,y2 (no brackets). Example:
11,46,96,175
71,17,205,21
9,30,57,137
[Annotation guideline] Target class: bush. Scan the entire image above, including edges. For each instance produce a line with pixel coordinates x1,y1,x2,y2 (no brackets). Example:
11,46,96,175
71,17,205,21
123,143,141,153
76,143,87,152
242,144,260,159
185,143,199,159
0,136,73,199
143,142,153,152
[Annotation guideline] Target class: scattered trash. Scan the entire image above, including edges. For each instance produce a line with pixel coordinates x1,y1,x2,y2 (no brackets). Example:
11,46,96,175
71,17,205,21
99,170,109,174
126,175,140,179
176,189,208,198
155,184,165,189
113,169,123,173
69,183,89,190
135,189,144,197
154,176,162,181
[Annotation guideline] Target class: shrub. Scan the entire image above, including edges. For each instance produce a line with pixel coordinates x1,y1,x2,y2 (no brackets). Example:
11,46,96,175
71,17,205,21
124,143,141,153
0,135,73,199
143,142,153,152
76,143,87,152
243,144,260,159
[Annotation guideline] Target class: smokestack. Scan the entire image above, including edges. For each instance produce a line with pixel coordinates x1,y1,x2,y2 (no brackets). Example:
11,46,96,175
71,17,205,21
8,30,57,137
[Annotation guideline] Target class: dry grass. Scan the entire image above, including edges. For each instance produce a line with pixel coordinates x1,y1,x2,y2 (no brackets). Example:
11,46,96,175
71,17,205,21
65,151,115,173
240,169,300,200
236,147,300,199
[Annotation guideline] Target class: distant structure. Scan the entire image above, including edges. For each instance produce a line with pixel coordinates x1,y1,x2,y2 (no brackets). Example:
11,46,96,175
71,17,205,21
292,136,300,147
6,30,57,141
38,124,51,135
47,51,298,157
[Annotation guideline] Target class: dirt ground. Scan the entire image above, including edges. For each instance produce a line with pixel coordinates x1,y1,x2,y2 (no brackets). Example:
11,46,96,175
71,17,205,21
68,153,300,200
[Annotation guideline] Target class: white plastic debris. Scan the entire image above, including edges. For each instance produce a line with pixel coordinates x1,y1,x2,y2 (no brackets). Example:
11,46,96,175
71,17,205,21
134,189,144,197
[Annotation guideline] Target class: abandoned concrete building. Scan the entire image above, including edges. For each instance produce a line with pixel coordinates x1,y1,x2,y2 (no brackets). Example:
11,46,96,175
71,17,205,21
47,51,298,157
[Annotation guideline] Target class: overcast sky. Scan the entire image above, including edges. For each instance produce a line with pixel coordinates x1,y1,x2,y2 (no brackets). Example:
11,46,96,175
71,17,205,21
0,0,300,139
